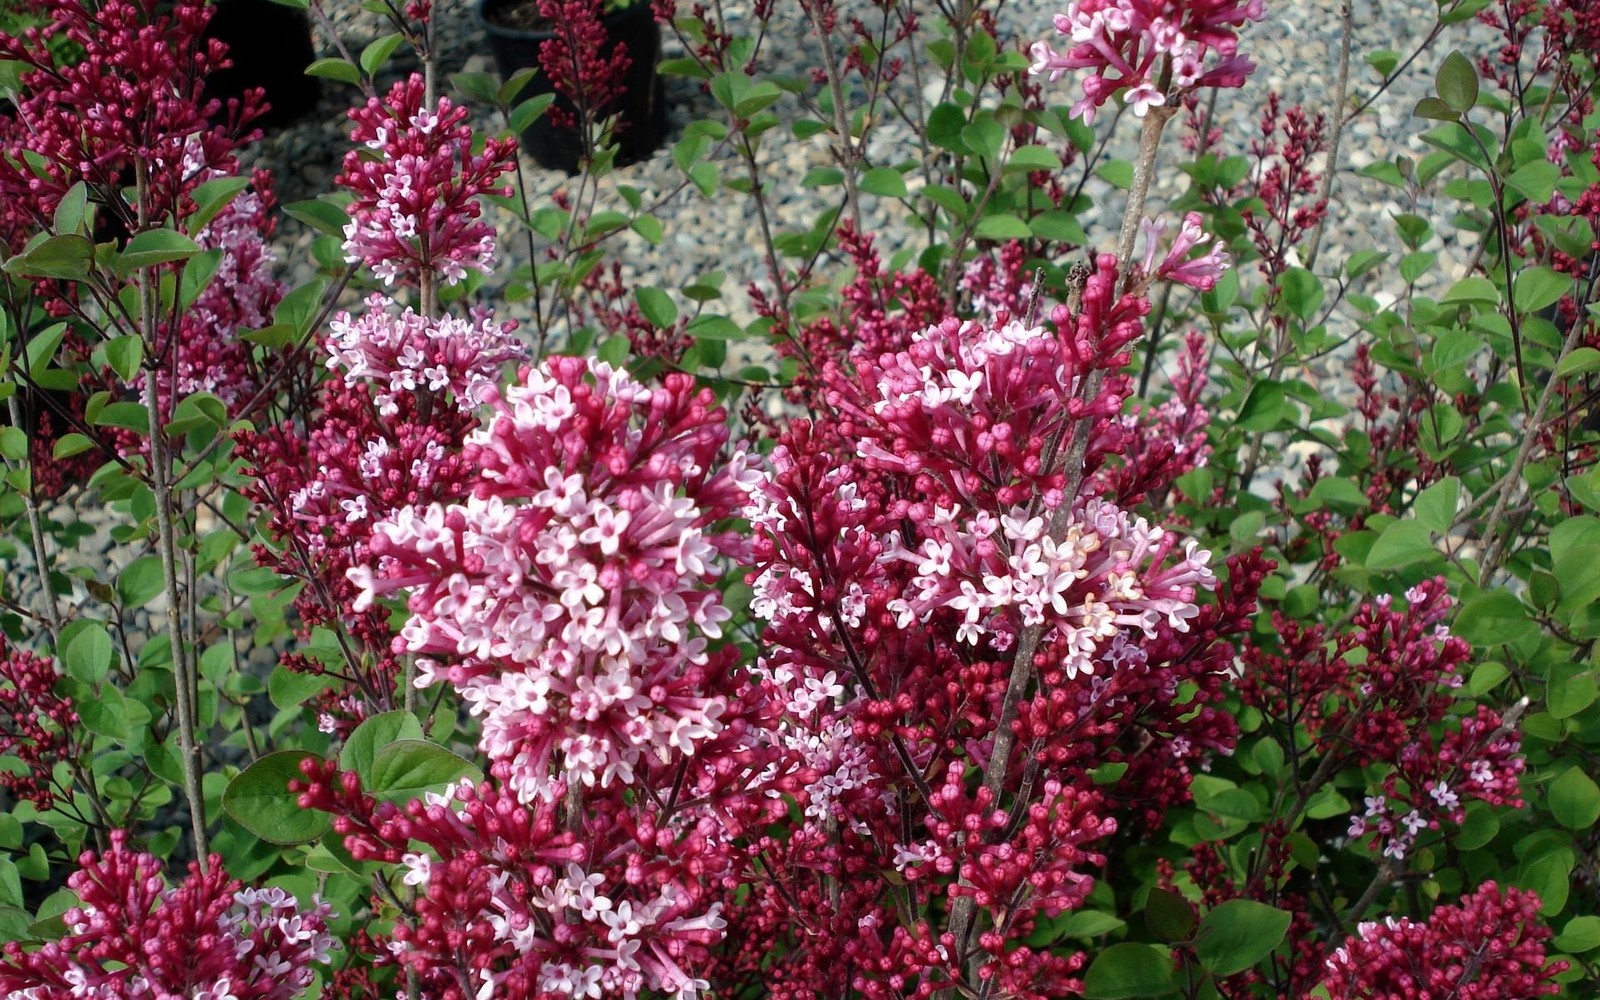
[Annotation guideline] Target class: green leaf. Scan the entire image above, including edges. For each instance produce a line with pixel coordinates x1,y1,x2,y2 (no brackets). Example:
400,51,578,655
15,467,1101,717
1194,899,1292,977
189,176,250,233
305,57,360,85
685,315,744,340
77,685,130,739
1547,664,1598,720
1554,915,1600,954
1412,476,1460,532
116,555,164,608
223,751,331,845
53,182,88,235
0,426,24,461
1440,276,1501,305
1451,590,1538,646
1548,767,1600,830
634,288,678,328
104,335,143,382
63,623,112,684
282,200,351,238
116,229,201,275
1146,887,1198,943
3,234,94,280
1507,161,1560,204
1555,347,1600,378
509,93,556,135
1080,942,1176,999
1413,96,1460,121
1553,544,1600,614
268,665,331,710
1436,51,1479,114
1365,520,1438,571
367,740,481,800
926,103,967,152
1030,211,1087,245
1307,477,1370,514
340,710,424,785
860,167,908,198
1513,266,1573,314
1007,144,1062,171
360,33,404,77
973,214,1032,240
450,71,501,105
1280,267,1325,320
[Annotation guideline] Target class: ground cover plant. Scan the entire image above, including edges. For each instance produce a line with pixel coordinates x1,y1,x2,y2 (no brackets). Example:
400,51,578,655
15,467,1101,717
0,0,1596,996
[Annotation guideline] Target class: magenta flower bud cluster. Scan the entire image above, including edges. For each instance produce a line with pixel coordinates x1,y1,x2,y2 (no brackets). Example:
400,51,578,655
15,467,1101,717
0,833,337,998
338,74,518,286
1320,882,1564,998
1029,0,1267,123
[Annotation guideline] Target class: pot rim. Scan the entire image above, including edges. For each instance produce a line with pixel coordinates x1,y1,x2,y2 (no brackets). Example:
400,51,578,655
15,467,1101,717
475,0,654,41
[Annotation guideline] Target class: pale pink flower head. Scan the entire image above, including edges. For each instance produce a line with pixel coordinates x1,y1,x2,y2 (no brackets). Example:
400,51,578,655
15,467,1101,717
350,357,748,803
325,293,524,414
1139,211,1231,290
1030,0,1267,123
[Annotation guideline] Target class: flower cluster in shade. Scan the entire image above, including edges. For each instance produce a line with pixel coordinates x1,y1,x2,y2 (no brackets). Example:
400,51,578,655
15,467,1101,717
293,769,742,1000
0,833,337,998
1237,578,1525,861
536,0,632,133
338,73,517,286
1028,0,1266,122
0,642,77,810
0,0,254,254
137,140,286,413
240,295,521,733
1319,882,1565,998
349,356,751,804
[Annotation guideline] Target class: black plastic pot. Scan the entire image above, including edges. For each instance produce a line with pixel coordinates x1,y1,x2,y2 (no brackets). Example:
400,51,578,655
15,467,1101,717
478,0,667,174
203,0,321,130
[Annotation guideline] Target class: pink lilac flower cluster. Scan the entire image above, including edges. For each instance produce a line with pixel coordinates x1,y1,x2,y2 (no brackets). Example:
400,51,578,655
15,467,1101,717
349,357,752,803
338,73,518,286
241,294,515,732
829,253,1149,510
0,642,78,810
959,240,1037,322
1028,0,1267,123
0,833,337,998
325,293,524,416
138,141,285,411
293,758,787,1000
1347,704,1526,861
1320,882,1565,998
718,263,1257,996
1137,210,1232,290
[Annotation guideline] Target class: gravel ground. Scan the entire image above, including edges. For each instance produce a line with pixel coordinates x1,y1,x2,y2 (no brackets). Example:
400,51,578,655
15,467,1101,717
248,0,1488,333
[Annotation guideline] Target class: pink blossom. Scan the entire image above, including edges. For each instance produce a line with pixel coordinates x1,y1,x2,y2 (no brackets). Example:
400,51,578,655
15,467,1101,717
350,358,748,802
1029,0,1267,123
338,74,517,285
325,293,524,414
1138,211,1232,290
0,833,337,998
